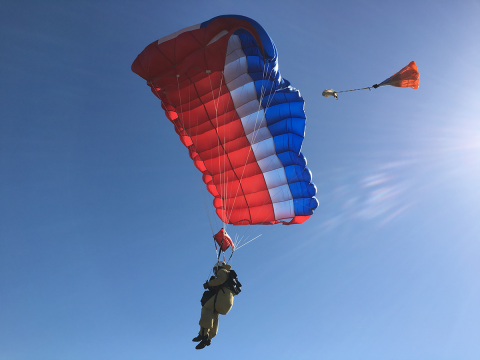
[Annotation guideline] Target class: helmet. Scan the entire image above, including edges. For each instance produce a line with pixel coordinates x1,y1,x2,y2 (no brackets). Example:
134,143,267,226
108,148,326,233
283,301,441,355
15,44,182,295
213,261,225,273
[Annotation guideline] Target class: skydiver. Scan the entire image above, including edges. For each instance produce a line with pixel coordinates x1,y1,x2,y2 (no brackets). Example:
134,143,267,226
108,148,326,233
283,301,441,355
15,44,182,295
193,261,241,350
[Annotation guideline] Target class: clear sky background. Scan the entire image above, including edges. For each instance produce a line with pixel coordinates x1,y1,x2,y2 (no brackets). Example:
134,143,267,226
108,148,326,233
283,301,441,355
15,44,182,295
1,1,480,359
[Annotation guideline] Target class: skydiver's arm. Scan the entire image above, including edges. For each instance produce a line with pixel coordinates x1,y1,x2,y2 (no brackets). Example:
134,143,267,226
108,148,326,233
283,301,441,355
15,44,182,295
207,269,229,287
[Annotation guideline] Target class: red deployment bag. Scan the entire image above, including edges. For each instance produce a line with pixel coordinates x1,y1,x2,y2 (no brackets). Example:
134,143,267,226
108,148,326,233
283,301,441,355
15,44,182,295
213,228,234,251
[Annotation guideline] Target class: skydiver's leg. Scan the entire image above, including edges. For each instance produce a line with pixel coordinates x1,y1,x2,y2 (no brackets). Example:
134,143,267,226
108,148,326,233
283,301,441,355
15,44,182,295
196,306,214,349
199,297,215,331
208,312,219,340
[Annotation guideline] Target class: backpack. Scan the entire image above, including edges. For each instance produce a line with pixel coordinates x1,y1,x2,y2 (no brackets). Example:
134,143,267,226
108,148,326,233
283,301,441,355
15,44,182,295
226,269,242,295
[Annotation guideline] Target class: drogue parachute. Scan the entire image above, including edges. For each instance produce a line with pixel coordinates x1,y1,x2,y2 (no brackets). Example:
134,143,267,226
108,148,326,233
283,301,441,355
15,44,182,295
323,61,420,100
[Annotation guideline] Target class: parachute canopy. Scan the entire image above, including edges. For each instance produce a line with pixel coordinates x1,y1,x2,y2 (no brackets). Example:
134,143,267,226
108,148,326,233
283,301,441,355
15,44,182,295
132,15,318,225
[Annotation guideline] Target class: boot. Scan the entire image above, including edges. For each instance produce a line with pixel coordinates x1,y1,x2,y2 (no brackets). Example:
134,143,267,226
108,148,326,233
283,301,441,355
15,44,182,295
195,338,211,350
192,334,206,342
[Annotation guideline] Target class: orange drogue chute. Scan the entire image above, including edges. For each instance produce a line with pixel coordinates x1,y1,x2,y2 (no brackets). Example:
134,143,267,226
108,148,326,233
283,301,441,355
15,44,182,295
374,61,419,89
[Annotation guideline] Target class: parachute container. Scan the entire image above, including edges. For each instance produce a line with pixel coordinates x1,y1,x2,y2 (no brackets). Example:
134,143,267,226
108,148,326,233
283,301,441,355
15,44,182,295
214,228,234,251
376,61,419,89
132,15,318,225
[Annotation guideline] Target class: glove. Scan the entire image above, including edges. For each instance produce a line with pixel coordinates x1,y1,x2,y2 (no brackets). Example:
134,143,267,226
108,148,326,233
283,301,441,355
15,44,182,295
203,282,209,289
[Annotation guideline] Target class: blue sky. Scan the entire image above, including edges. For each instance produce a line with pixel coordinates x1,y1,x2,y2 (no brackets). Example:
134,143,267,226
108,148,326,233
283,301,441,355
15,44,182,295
1,1,480,359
